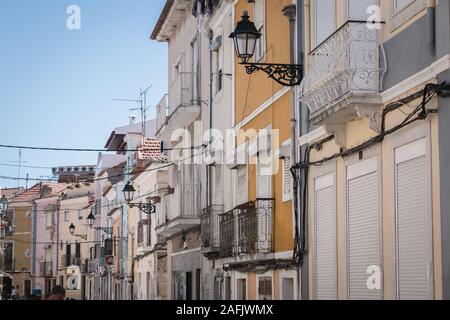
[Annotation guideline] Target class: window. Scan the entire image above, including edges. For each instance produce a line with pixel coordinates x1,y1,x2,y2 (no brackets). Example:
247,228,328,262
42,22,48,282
78,209,83,220
254,0,265,61
258,277,272,300
313,0,336,48
282,277,295,300
214,164,224,205
235,165,248,206
390,0,426,31
64,210,69,222
282,157,292,202
346,0,379,21
225,276,231,300
256,152,272,199
3,241,14,271
346,157,382,300
236,278,247,300
213,37,224,94
313,172,337,300
45,210,53,229
394,138,433,299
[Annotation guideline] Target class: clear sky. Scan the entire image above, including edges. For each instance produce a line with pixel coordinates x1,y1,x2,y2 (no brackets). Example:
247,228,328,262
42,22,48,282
0,0,167,189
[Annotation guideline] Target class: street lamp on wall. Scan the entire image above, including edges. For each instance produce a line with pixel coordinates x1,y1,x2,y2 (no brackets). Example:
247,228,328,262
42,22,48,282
122,181,156,215
230,11,302,87
87,207,113,235
69,223,87,241
0,195,8,217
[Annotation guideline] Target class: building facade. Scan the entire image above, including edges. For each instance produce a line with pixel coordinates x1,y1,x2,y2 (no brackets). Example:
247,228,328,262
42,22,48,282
296,0,450,300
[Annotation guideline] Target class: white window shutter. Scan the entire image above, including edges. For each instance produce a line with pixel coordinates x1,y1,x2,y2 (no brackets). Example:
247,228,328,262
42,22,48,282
235,165,248,206
347,163,382,300
282,158,292,201
257,153,272,199
395,139,432,300
347,0,379,21
394,0,414,12
313,173,337,300
313,0,336,47
254,0,265,29
215,165,224,205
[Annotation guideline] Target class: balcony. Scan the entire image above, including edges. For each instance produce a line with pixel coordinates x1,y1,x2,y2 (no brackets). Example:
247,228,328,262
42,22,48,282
155,72,201,140
201,205,224,255
156,183,201,237
299,21,382,140
219,199,274,258
61,255,81,268
219,210,235,258
40,262,53,277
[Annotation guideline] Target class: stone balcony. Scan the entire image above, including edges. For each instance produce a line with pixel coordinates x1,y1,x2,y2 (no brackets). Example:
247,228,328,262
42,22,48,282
299,21,383,145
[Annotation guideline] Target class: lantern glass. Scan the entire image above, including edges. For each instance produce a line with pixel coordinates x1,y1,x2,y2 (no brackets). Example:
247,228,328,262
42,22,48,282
69,223,76,235
122,181,136,203
230,11,261,63
87,211,96,227
1,195,8,213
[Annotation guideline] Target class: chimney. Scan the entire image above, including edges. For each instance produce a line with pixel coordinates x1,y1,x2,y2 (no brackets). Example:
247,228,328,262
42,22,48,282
129,115,137,125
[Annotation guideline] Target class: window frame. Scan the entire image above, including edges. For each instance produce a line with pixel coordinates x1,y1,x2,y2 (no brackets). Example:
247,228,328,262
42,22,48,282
256,272,274,300
253,0,266,62
390,0,427,32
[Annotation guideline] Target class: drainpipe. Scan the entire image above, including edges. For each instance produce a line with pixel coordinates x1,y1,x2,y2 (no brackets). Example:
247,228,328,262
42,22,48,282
31,200,37,289
282,3,301,299
207,28,214,210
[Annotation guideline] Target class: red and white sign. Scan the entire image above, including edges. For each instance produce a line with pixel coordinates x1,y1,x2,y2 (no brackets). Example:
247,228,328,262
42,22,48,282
137,138,162,160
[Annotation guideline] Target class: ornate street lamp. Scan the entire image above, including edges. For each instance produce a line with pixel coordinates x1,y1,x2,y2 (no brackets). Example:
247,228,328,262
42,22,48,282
69,223,87,240
122,181,156,215
0,195,8,217
86,207,113,235
230,11,302,86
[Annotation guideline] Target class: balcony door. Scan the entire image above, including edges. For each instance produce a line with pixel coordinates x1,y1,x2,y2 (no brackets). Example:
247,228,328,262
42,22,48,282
313,0,336,48
190,35,199,104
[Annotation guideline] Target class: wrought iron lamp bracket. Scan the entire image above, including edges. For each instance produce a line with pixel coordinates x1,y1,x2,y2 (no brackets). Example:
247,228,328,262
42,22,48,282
241,62,303,87
94,227,113,235
129,202,156,215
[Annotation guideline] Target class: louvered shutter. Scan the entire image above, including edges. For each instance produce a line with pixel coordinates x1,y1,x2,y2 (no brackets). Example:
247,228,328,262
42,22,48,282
347,158,381,300
313,0,336,47
254,0,264,29
394,0,414,12
395,139,432,300
313,173,337,300
347,0,379,21
283,157,292,198
215,165,224,205
235,165,248,206
257,153,272,199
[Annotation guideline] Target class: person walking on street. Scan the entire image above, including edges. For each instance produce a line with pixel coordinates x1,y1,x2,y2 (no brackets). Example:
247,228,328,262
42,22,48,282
47,286,66,300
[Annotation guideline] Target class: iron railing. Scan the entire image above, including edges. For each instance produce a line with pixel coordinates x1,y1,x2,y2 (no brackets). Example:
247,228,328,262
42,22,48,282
61,254,81,268
168,72,200,115
40,262,53,277
201,205,224,249
219,210,235,258
299,21,381,118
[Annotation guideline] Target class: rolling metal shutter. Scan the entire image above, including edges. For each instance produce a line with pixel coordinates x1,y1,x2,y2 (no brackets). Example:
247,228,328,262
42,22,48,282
313,0,336,47
346,157,381,300
313,173,337,300
347,0,379,21
395,138,433,300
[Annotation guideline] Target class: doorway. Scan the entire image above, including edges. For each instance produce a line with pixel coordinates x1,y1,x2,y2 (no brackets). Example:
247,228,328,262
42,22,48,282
186,272,193,301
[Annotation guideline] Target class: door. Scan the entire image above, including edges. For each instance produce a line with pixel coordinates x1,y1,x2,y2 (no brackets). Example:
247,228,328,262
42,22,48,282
313,0,336,47
395,138,433,299
282,278,294,300
346,157,382,299
24,280,31,299
196,269,201,300
66,244,71,267
236,279,247,300
45,279,51,299
81,275,86,300
313,173,337,300
186,272,193,301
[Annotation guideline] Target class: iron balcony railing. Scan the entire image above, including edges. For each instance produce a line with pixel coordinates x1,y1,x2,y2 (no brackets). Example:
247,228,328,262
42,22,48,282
61,254,81,268
219,210,235,258
299,21,381,120
201,205,224,249
219,199,275,258
168,71,200,115
40,262,53,277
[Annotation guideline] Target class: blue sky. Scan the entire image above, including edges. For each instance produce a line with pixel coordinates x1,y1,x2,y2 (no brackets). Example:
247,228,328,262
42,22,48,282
0,0,167,188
